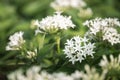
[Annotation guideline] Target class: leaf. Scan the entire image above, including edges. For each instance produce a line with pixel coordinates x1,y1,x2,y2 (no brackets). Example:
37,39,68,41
36,43,55,62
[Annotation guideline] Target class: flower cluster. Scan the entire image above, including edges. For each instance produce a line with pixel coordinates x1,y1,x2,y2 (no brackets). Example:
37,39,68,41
63,36,95,64
84,18,120,45
99,54,120,71
51,0,86,10
34,12,75,34
6,31,25,51
8,65,106,80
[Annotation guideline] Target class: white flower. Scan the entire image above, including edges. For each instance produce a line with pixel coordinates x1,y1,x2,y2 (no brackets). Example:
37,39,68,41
51,0,86,10
51,0,93,19
78,8,93,18
26,66,41,80
6,31,25,51
34,12,75,34
99,54,120,71
103,27,120,45
79,65,107,80
7,65,107,80
84,31,95,40
8,69,27,80
83,18,104,35
63,36,95,64
83,18,120,45
83,18,120,35
71,70,83,79
7,66,74,80
52,72,74,80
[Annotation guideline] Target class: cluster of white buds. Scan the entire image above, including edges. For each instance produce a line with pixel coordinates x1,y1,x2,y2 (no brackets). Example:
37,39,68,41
84,18,120,45
63,36,95,64
34,12,75,34
6,31,25,51
26,49,37,59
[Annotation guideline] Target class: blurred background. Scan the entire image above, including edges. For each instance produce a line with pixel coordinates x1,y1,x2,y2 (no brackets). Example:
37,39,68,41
0,0,120,80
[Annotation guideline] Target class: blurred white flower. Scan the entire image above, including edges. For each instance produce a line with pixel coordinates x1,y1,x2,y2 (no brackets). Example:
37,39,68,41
51,0,86,11
8,69,27,80
7,66,74,80
52,72,74,80
6,31,25,51
8,66,41,80
71,70,83,79
79,65,107,80
8,65,107,80
78,8,93,18
34,12,75,34
63,36,95,64
26,66,41,80
99,54,120,71
83,18,120,45
51,0,93,19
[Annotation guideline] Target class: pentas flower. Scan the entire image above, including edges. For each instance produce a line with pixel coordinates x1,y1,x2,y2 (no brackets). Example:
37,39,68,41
71,65,107,80
34,12,75,34
84,18,120,35
63,36,95,64
103,28,120,45
99,54,120,71
51,0,86,10
6,31,25,51
83,18,120,45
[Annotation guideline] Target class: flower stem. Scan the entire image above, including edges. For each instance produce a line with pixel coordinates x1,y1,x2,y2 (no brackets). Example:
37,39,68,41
39,33,46,50
56,36,60,54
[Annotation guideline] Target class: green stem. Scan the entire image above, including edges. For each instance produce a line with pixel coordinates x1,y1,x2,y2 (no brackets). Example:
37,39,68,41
39,33,46,50
56,36,60,54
